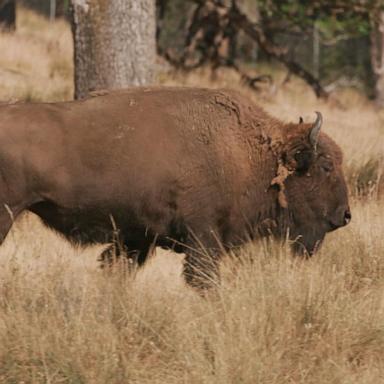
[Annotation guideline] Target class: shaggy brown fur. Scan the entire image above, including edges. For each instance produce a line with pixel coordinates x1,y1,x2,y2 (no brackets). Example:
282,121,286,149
0,87,350,288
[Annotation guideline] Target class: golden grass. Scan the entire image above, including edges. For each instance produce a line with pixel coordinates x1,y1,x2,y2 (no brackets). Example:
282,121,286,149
1,202,384,383
0,7,383,384
0,7,73,102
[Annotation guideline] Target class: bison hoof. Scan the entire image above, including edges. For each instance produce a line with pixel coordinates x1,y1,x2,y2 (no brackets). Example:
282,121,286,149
98,245,138,273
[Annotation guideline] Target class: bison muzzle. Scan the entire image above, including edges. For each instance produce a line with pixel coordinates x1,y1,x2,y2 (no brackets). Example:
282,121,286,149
0,87,350,289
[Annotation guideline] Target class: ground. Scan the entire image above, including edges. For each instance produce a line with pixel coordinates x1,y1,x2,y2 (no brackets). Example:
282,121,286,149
0,8,383,384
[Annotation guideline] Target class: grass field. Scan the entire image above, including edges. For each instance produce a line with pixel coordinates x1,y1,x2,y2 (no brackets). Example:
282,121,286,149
0,8,383,384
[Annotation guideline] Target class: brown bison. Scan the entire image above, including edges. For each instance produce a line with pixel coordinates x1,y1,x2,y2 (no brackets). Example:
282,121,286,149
0,87,350,288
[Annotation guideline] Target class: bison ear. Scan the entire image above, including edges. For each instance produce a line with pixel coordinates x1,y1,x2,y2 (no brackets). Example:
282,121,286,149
308,111,322,151
284,112,322,173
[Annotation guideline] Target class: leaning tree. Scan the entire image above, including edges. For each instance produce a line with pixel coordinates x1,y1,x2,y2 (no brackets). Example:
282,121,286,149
70,0,156,99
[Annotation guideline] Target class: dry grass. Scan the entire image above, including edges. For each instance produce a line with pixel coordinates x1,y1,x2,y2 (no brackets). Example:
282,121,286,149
0,7,73,102
0,8,384,384
1,202,383,383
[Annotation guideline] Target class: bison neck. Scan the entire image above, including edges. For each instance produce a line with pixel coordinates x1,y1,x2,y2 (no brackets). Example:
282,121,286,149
216,140,289,246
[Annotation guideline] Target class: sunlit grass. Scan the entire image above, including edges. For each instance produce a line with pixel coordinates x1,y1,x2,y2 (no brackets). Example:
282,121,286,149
0,7,73,102
0,201,383,383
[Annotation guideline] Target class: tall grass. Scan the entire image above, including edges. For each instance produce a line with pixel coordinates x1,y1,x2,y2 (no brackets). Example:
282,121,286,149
0,7,383,384
0,7,73,102
0,202,383,383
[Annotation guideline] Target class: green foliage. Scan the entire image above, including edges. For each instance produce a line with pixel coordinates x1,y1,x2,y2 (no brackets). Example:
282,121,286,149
248,0,379,91
257,0,373,34
157,0,195,56
155,0,384,96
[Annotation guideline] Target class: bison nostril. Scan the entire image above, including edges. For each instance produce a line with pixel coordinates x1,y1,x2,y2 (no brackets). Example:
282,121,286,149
344,210,351,224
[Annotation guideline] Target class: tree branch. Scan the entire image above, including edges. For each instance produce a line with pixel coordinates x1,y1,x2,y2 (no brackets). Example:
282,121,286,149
228,1,328,99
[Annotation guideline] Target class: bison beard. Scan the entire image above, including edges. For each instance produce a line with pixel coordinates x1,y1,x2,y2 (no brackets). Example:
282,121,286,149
0,87,350,290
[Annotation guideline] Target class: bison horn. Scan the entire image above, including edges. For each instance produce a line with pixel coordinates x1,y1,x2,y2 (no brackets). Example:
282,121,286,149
299,116,304,124
309,111,322,149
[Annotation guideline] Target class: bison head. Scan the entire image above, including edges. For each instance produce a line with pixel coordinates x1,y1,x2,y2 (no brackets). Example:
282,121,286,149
278,112,351,256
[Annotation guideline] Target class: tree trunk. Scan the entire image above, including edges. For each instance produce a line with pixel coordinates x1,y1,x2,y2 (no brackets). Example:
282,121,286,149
70,0,156,100
0,0,16,32
370,10,384,107
50,0,56,21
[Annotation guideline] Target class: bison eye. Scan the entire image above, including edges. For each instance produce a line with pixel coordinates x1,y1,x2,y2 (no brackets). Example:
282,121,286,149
321,162,334,173
294,150,313,173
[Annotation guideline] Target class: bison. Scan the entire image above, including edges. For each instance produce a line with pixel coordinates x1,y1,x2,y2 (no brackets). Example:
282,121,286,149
0,87,350,288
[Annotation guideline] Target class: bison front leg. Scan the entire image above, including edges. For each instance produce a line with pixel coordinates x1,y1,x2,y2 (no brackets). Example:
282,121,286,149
182,232,221,290
183,251,220,290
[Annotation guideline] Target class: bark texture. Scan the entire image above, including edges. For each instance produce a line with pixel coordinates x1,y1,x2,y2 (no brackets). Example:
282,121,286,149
0,0,16,31
370,10,384,107
71,0,156,99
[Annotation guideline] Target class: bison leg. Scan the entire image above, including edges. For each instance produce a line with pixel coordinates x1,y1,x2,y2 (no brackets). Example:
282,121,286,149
183,251,220,290
98,243,124,269
0,204,23,244
99,240,152,271
182,232,221,290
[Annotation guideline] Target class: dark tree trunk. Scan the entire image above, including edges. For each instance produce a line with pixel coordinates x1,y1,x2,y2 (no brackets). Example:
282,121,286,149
0,0,16,32
70,0,156,100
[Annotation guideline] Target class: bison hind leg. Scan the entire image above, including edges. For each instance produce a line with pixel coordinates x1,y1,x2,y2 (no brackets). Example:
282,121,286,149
99,240,152,272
